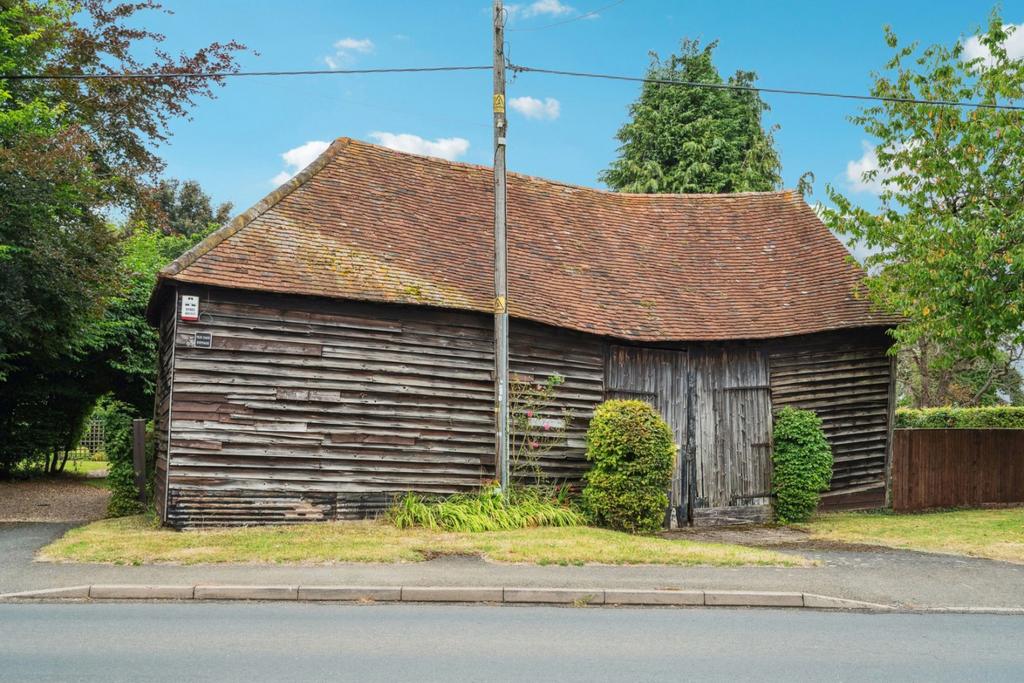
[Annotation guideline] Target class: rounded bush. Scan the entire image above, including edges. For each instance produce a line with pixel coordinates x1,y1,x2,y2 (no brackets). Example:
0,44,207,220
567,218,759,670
581,400,675,534
771,407,833,524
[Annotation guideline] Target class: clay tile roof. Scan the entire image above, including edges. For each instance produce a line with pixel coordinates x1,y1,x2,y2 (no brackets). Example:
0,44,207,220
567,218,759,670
154,137,897,341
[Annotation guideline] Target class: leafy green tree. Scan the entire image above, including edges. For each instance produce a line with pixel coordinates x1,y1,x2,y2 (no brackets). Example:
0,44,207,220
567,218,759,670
97,224,215,413
898,338,1024,408
0,0,243,475
1,0,242,376
825,12,1024,369
601,39,783,193
131,178,233,237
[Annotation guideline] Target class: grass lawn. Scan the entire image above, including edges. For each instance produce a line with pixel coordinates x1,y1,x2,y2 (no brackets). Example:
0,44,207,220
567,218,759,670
39,515,808,567
61,460,109,490
64,460,108,475
805,507,1024,564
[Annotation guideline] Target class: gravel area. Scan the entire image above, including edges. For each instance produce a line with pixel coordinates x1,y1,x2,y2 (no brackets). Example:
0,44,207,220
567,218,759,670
660,524,898,553
0,478,109,522
661,525,812,546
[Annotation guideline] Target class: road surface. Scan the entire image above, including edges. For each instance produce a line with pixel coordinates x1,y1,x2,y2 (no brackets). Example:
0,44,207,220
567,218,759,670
2,602,1022,681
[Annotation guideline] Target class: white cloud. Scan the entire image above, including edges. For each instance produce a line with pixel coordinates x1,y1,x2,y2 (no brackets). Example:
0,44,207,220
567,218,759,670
324,37,374,69
507,0,574,19
270,170,293,186
845,141,887,194
509,96,561,120
334,37,374,52
962,23,1024,66
270,140,330,186
368,132,470,160
845,140,920,194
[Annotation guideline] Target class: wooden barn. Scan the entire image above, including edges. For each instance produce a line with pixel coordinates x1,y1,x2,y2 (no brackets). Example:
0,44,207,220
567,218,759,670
146,138,899,529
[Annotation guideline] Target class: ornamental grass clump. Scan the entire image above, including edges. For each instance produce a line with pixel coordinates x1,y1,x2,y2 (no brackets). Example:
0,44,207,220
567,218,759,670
387,487,583,533
771,407,833,524
581,400,675,534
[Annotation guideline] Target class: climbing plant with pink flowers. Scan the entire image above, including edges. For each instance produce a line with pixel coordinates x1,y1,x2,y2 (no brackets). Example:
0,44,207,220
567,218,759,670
508,372,573,487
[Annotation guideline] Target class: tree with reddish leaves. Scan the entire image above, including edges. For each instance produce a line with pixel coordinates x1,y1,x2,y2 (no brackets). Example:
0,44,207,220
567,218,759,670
0,1,245,476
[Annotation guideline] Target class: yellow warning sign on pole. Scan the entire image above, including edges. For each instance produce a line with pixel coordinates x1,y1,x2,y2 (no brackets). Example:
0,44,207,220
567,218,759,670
493,93,505,113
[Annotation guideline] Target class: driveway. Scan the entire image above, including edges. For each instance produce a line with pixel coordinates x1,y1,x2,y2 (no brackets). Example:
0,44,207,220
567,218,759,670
0,476,109,523
0,523,78,585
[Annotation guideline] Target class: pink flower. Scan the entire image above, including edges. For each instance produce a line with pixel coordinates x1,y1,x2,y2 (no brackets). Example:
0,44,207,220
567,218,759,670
529,440,539,449
543,423,551,431
525,410,534,418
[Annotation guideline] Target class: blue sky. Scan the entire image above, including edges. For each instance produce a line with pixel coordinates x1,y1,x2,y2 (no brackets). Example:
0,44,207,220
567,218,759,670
145,0,1024,215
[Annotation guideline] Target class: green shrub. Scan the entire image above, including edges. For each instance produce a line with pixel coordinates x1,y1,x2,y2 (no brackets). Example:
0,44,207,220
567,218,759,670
100,401,145,517
896,406,1024,429
581,400,675,534
387,487,583,532
771,407,833,524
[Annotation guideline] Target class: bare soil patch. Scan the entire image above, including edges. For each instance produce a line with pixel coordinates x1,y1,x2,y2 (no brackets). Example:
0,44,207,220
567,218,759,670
660,524,892,553
0,476,109,522
661,524,810,546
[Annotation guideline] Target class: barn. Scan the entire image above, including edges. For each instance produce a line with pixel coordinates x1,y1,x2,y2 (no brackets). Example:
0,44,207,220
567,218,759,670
146,137,899,529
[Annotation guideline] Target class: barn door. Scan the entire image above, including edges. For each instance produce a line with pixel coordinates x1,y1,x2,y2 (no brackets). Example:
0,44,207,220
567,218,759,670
605,345,688,527
690,348,773,525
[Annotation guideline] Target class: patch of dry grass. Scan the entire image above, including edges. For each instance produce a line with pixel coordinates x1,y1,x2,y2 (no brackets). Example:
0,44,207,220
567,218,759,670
39,515,807,567
805,507,1024,564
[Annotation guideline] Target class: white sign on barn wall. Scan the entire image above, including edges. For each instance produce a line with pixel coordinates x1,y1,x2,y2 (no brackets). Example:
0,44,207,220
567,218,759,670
528,417,565,431
180,295,199,321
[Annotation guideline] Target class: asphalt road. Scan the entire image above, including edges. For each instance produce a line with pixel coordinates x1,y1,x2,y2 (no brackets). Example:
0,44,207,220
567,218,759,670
2,603,1022,682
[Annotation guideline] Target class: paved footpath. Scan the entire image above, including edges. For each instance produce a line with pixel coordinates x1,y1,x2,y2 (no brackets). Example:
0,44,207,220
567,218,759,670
3,522,1024,610
3,603,1023,682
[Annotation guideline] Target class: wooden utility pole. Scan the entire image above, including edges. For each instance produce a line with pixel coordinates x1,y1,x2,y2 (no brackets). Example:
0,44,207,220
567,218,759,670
493,0,510,493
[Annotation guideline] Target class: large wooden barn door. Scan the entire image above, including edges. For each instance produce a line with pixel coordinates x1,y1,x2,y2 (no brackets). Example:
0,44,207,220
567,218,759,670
690,348,773,525
605,346,688,526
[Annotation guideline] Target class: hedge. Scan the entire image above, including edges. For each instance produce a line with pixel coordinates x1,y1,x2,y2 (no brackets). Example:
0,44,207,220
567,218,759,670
896,406,1024,429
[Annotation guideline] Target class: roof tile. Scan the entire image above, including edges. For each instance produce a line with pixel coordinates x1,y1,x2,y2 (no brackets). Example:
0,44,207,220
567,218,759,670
159,137,897,341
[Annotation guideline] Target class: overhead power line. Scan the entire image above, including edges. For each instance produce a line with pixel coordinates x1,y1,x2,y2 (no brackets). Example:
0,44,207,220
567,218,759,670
0,65,490,81
507,0,626,32
4,60,1023,112
508,64,1024,112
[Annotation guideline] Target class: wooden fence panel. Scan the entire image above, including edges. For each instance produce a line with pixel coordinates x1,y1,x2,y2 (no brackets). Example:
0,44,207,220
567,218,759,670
891,429,1024,511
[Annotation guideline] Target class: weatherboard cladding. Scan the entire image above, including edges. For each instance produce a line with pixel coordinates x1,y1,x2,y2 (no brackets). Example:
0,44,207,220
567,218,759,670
156,137,897,342
160,288,606,528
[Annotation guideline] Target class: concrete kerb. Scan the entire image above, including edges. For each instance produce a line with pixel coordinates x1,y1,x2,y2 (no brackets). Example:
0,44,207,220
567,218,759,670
194,585,298,601
400,586,503,603
504,587,604,605
0,584,907,611
89,585,195,600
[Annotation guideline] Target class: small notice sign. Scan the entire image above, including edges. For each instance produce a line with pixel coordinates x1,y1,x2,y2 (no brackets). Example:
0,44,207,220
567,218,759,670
493,93,505,113
194,332,213,349
180,295,199,321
